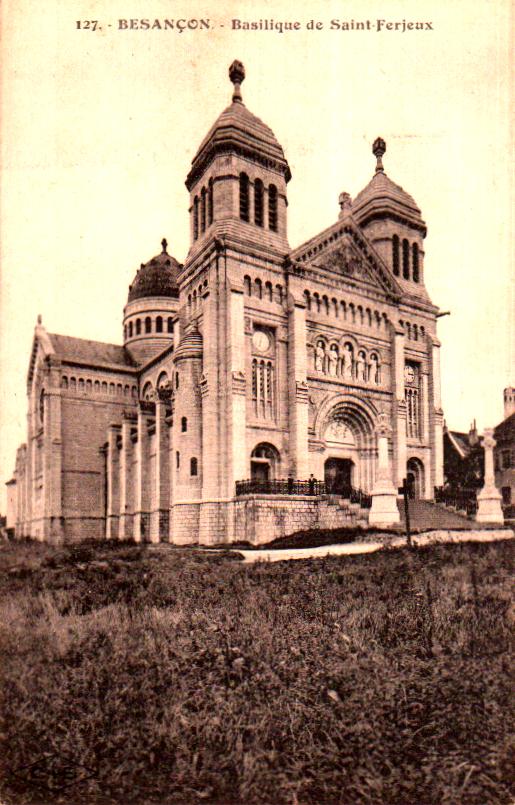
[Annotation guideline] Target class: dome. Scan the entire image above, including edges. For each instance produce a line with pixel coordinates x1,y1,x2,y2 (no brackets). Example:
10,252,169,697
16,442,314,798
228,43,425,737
174,322,203,361
127,239,181,303
186,61,291,190
352,139,426,234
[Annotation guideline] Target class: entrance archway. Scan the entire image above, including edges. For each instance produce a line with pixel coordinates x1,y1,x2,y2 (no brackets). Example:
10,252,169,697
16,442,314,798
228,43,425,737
251,443,280,481
324,458,354,495
317,397,377,492
406,457,425,499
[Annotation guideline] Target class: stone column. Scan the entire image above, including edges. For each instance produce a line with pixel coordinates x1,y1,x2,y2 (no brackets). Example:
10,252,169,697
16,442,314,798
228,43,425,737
288,298,309,478
154,387,171,542
430,338,444,489
226,284,247,496
476,429,504,523
134,406,151,542
119,416,135,539
369,413,400,527
43,361,64,543
106,424,120,539
392,327,407,486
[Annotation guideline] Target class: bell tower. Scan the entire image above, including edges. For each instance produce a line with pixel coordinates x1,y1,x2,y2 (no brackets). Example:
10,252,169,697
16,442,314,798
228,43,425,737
185,61,292,255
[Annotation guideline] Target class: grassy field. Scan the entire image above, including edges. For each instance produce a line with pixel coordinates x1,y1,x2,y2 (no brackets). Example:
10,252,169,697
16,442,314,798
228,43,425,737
0,538,513,805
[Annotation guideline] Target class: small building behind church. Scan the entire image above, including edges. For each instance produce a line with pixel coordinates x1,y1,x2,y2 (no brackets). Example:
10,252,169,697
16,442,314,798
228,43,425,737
6,62,445,545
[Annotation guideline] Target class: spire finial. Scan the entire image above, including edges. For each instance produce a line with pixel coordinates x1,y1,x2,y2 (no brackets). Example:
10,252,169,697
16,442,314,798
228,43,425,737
229,60,245,104
161,237,168,253
37,314,42,325
372,137,386,173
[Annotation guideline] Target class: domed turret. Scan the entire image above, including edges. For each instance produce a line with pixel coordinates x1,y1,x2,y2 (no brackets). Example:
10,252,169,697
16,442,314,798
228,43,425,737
352,139,427,288
185,62,291,253
123,239,181,365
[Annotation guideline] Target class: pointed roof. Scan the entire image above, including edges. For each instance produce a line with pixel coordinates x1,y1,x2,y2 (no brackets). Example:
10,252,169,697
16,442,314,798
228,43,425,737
352,138,426,235
186,61,291,190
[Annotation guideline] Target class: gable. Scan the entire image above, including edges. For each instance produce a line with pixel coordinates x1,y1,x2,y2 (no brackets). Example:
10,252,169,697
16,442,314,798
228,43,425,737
289,218,402,301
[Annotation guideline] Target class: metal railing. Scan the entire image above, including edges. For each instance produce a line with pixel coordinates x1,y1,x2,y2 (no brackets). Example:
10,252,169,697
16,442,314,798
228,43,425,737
235,478,325,497
434,486,478,516
235,478,372,508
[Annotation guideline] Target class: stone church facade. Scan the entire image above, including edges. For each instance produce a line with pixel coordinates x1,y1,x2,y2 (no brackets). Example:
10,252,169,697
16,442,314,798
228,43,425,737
9,62,444,545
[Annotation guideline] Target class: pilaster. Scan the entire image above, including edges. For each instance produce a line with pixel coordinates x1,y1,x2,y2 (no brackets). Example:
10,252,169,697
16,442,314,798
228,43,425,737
106,424,121,539
119,414,136,540
287,297,309,477
392,327,407,486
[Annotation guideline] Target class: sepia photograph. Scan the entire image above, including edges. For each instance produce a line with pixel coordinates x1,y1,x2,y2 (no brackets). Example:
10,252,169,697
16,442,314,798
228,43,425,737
0,0,513,802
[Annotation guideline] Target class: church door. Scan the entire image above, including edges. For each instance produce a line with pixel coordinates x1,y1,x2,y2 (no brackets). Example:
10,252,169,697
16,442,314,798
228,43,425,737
251,461,270,482
324,458,353,495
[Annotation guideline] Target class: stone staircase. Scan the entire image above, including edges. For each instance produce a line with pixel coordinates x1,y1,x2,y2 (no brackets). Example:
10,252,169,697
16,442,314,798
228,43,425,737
318,495,370,529
398,499,474,530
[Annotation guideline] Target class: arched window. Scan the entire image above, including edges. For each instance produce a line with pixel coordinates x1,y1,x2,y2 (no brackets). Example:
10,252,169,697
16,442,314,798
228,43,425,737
79,378,85,392
268,184,278,231
392,235,400,276
176,451,180,469
141,382,153,401
250,442,280,481
332,298,338,317
200,187,206,233
61,376,68,389
86,379,92,393
275,285,283,305
239,173,249,222
157,372,169,390
255,278,262,299
167,317,173,333
123,325,127,340
412,243,419,282
128,321,133,338
304,290,311,311
313,293,321,312
265,281,273,301
117,384,122,396
190,457,198,477
156,316,163,333
101,381,107,394
39,389,45,424
193,196,199,240
402,238,410,280
124,385,130,396
145,317,152,334
254,178,264,227
208,178,214,225
136,318,141,335
252,358,275,419
109,383,115,395
322,295,329,314
181,416,187,432
94,380,100,392
244,275,252,296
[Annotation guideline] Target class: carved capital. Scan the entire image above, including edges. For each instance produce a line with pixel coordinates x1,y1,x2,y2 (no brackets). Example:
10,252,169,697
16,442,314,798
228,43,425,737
376,410,392,437
295,380,309,403
232,370,246,396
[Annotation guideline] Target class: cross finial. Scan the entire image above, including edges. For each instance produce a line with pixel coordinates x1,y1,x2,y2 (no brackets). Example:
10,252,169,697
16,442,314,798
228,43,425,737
161,238,167,253
372,137,386,173
229,60,245,104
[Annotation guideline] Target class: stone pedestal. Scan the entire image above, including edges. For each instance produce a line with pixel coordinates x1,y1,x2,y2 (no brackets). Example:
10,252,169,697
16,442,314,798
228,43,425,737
369,414,400,527
476,428,504,524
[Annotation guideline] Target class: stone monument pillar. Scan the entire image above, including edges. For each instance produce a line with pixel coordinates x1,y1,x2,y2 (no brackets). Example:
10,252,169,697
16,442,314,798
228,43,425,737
476,428,504,524
369,413,400,527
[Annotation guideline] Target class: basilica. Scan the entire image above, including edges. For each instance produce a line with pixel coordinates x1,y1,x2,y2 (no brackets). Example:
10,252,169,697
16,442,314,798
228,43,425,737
9,61,444,544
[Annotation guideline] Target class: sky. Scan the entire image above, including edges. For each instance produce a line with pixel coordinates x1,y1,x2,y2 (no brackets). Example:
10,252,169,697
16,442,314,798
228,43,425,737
0,0,513,509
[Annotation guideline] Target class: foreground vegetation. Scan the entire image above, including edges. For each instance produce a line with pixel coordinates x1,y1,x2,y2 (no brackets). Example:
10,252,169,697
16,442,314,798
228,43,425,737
0,538,513,805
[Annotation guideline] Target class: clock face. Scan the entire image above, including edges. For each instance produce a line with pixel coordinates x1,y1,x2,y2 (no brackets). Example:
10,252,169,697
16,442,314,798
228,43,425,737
252,330,270,353
404,365,416,384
